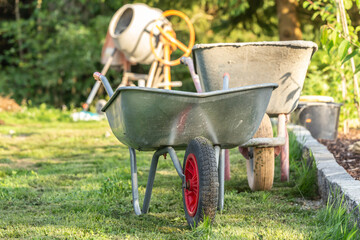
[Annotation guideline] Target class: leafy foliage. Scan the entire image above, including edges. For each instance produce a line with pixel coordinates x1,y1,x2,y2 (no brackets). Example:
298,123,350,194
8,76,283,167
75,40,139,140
1,1,110,106
6,0,360,121
0,0,279,107
302,0,360,124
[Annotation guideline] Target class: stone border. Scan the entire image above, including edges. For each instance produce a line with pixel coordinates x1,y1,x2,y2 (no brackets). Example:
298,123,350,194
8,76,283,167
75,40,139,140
289,124,360,217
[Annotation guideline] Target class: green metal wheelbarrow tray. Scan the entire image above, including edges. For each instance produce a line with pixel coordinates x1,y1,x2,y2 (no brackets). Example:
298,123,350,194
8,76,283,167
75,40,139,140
94,72,277,227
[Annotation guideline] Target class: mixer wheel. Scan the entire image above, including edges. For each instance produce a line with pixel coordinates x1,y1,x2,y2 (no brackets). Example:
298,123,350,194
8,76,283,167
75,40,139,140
182,137,218,228
246,114,274,191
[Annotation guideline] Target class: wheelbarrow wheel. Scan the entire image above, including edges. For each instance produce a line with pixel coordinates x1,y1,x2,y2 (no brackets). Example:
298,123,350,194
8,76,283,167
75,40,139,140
182,137,219,228
246,114,274,191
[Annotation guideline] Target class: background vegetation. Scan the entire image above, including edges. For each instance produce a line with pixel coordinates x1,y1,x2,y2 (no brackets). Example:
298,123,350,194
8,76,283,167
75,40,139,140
0,1,333,102
302,0,360,126
2,0,360,124
0,0,284,108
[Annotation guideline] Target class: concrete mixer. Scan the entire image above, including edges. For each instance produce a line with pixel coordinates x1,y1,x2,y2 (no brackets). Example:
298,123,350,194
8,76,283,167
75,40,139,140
82,4,195,112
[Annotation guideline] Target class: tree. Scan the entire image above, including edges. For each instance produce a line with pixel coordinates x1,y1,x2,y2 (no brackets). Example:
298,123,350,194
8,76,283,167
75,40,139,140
276,0,302,40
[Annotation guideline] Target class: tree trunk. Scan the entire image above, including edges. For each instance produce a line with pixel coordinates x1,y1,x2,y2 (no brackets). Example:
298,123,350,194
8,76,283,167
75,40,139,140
276,0,302,40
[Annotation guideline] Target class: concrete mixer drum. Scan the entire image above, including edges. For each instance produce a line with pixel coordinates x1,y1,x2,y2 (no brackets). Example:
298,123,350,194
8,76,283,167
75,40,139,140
108,3,167,65
81,4,195,112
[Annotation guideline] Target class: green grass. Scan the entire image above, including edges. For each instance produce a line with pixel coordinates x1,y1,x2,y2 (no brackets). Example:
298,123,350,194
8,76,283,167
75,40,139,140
317,193,358,240
288,132,318,199
0,107,357,239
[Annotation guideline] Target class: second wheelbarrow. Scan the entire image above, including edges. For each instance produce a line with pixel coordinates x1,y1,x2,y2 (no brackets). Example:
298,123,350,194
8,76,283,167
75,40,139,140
189,40,318,190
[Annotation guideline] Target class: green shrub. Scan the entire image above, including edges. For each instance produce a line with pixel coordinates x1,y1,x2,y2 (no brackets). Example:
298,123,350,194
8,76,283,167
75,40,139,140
11,104,72,122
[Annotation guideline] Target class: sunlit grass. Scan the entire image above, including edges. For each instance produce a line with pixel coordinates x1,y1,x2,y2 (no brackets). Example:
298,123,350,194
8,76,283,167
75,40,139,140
0,107,353,239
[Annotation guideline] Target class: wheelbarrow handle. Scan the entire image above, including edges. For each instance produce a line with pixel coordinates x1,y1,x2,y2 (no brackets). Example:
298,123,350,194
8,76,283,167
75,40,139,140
93,72,114,97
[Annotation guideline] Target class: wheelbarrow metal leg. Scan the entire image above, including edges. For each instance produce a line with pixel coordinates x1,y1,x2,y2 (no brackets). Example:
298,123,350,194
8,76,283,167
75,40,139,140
278,114,289,182
167,147,185,180
214,145,224,210
142,147,184,213
129,147,142,215
225,149,231,180
214,146,221,168
129,147,184,215
218,148,225,211
280,127,289,182
142,149,162,214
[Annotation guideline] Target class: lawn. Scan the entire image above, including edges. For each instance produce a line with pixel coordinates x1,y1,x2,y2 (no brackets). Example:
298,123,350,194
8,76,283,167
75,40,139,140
0,107,353,239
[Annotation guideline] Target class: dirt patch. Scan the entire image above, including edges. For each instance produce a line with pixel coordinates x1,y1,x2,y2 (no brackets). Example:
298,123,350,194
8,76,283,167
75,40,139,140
0,159,34,169
297,198,323,211
0,96,21,112
0,158,65,170
319,129,360,180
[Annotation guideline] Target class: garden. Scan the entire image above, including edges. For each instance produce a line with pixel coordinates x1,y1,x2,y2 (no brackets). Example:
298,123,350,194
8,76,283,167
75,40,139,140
1,0,360,239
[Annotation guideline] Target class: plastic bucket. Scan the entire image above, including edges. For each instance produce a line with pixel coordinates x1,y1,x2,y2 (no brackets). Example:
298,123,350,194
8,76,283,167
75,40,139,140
294,101,342,140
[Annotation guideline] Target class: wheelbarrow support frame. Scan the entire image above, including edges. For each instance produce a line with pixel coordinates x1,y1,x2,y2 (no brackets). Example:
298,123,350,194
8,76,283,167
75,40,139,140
128,145,226,215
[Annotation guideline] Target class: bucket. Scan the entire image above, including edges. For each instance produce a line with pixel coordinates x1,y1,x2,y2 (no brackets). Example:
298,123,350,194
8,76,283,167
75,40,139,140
293,96,342,140
108,3,166,64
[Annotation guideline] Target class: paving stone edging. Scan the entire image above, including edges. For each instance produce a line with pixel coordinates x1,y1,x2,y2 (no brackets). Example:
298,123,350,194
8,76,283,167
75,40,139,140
288,124,360,219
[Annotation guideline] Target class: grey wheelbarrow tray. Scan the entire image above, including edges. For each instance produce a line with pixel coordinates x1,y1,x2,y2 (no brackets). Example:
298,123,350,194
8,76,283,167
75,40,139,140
100,80,277,221
191,40,318,185
102,85,277,150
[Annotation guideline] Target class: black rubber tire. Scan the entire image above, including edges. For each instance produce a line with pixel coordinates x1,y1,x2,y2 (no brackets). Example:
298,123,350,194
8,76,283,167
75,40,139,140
182,137,219,228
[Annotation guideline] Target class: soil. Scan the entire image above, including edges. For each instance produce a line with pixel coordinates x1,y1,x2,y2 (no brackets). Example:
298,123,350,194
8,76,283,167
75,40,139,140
319,128,360,180
0,96,21,112
0,96,20,125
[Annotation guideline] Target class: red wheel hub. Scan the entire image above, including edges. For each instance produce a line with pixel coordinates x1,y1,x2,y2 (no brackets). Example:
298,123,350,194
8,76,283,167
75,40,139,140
184,153,199,217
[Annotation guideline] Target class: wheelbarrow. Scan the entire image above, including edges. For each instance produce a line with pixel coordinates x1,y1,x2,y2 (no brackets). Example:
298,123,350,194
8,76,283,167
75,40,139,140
94,72,277,227
186,40,318,191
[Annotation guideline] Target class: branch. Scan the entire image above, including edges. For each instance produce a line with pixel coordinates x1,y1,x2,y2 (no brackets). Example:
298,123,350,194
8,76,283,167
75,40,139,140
325,24,360,49
304,0,333,16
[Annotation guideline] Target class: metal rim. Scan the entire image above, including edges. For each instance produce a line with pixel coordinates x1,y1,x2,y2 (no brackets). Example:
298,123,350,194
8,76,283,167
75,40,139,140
184,153,199,217
192,41,318,50
101,83,278,112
